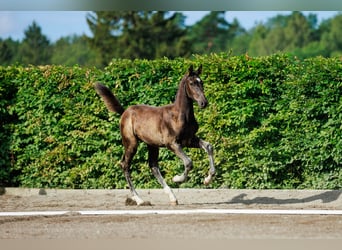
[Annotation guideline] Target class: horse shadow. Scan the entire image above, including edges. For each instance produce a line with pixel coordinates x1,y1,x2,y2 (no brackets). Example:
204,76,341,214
225,190,342,205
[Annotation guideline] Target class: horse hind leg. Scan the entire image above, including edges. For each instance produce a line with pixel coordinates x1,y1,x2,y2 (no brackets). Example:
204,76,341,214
121,140,149,206
148,145,178,205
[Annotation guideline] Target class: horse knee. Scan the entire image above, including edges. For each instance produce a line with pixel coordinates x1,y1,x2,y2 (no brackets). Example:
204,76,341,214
201,140,213,154
206,143,213,154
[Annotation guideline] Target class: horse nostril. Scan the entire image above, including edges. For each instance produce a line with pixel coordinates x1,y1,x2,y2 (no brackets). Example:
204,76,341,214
200,101,208,108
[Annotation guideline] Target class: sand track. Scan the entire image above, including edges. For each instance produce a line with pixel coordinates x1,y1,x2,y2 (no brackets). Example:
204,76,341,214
1,188,342,239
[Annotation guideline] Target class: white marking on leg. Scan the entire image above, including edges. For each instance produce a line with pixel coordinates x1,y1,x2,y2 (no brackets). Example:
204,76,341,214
163,186,178,205
172,173,187,183
169,143,192,183
199,139,215,185
151,166,178,205
132,194,145,206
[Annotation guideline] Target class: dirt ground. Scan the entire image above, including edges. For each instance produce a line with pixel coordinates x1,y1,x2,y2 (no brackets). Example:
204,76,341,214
1,188,342,239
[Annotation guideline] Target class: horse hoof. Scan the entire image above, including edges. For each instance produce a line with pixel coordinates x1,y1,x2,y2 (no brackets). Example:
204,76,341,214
139,201,152,206
125,197,151,206
170,200,178,206
172,175,186,183
125,197,137,206
203,177,211,185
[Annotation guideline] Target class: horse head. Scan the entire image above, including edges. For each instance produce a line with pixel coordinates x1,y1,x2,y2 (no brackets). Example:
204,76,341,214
184,65,208,108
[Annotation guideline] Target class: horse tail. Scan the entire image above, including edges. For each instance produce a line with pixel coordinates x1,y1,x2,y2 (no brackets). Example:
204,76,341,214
94,82,125,115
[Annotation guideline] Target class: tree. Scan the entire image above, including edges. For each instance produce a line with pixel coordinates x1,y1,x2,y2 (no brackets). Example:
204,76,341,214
247,12,317,57
86,11,190,66
51,35,101,67
0,38,21,65
0,38,15,65
226,18,249,55
188,11,232,54
319,14,342,57
117,11,190,59
19,21,51,65
248,24,271,56
229,32,252,55
86,12,120,67
283,11,315,50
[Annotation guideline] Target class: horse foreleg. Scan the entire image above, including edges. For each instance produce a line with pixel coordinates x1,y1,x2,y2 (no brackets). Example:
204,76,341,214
198,139,216,185
148,146,178,205
168,143,193,184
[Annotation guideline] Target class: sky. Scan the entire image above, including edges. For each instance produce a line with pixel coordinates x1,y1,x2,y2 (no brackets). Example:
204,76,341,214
0,11,340,42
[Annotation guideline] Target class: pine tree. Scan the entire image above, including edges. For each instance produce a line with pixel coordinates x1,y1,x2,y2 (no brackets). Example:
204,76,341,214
0,39,14,65
19,21,51,65
248,12,317,56
86,11,190,66
86,12,121,67
51,35,101,67
320,14,342,57
187,11,233,54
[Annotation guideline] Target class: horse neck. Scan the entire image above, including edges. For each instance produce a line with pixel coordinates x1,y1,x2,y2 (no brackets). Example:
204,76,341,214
174,78,194,120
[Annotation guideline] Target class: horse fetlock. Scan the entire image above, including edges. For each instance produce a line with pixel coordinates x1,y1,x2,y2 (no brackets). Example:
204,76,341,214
210,167,216,176
184,159,193,171
206,143,214,154
204,168,216,185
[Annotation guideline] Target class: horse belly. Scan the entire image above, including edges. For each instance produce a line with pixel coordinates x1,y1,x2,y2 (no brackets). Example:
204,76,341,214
137,121,166,146
126,105,169,146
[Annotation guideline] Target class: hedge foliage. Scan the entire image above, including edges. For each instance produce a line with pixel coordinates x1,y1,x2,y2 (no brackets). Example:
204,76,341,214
0,54,341,189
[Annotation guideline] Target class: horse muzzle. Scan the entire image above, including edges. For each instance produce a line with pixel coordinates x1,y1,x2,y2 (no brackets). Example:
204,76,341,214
198,99,208,109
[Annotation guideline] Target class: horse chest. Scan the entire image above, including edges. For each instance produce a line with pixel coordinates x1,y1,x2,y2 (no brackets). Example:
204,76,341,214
175,116,198,142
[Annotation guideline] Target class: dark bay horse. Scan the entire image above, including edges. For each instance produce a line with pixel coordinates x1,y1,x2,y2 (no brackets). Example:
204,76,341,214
94,65,215,205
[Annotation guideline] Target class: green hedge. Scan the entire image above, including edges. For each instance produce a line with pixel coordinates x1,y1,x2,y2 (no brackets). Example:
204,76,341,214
0,54,341,189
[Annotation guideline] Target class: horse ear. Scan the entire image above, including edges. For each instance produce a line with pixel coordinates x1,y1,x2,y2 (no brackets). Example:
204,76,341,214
197,65,202,75
188,65,194,75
